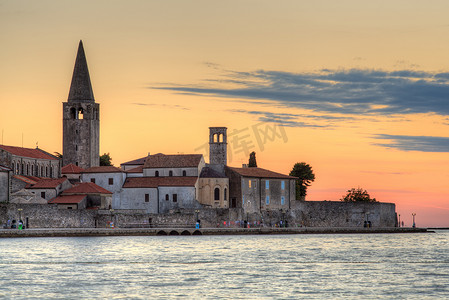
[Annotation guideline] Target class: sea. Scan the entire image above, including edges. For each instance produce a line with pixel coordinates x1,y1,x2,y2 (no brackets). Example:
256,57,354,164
0,231,448,299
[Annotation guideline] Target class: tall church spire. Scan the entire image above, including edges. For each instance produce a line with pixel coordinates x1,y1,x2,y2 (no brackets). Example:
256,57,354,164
68,40,95,102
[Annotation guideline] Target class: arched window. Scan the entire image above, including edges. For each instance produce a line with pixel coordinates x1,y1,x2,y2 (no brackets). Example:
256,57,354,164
50,166,53,177
78,108,84,119
22,163,25,174
182,170,186,176
224,188,227,201
214,188,220,201
155,171,159,177
165,194,169,201
70,107,76,119
41,166,44,176
45,166,48,177
16,162,19,174
26,164,29,175
169,170,173,177
31,165,34,176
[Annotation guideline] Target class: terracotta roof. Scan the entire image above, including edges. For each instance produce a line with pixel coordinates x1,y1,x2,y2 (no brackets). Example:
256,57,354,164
81,166,124,173
27,177,68,189
121,156,147,166
126,165,144,173
62,163,84,174
12,175,39,185
49,194,86,204
227,167,296,179
62,182,112,194
0,165,11,171
0,145,58,160
143,154,203,169
123,176,198,188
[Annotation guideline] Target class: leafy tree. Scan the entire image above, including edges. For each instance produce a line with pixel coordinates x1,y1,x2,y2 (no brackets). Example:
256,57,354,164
289,162,315,200
100,153,113,166
248,151,257,167
341,187,377,202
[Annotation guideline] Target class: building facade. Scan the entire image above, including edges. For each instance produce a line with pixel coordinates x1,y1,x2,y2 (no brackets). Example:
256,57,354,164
226,166,296,213
0,145,61,178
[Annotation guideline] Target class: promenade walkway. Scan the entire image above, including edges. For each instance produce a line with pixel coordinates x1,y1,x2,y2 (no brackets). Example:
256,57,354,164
0,227,429,238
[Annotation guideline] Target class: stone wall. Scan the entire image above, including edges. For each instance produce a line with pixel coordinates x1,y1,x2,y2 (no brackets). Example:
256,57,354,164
0,171,9,203
0,200,397,229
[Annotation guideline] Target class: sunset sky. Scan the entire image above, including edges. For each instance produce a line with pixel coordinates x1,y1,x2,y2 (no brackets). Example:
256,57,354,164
1,0,449,227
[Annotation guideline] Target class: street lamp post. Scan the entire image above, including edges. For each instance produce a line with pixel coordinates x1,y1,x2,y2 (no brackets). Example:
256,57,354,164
412,213,416,228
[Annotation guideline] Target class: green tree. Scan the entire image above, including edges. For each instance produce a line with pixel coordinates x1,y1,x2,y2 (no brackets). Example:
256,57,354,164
248,151,257,167
289,162,315,200
100,153,113,166
341,187,377,202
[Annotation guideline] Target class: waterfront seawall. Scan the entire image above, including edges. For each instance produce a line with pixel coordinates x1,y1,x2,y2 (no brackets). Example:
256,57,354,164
1,201,396,229
0,226,428,238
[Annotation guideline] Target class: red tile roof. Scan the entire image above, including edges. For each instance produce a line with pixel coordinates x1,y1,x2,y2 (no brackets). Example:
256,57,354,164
27,177,68,189
0,165,11,171
49,194,86,204
81,166,124,173
121,156,147,166
61,163,84,174
0,145,58,160
12,175,39,185
123,176,198,188
227,167,297,179
62,182,112,194
143,154,203,169
126,165,144,173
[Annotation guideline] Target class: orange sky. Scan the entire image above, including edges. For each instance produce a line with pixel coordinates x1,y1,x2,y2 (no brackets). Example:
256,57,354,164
1,0,449,227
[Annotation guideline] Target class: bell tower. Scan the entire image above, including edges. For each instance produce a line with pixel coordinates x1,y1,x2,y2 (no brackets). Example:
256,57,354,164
62,40,100,168
209,127,227,165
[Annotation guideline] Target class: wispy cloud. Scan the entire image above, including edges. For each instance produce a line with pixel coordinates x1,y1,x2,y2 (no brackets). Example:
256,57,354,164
151,68,449,116
229,109,355,128
131,102,189,110
373,134,449,152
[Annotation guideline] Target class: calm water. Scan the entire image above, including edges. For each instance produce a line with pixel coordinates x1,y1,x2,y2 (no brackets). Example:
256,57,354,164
0,231,448,299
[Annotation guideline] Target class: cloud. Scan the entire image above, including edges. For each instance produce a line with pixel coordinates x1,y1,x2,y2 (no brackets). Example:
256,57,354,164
151,68,449,116
229,109,355,128
373,134,449,152
131,102,189,110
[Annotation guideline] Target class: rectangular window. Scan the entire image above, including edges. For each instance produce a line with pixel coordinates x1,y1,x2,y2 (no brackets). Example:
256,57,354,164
266,195,270,205
145,194,149,202
281,181,285,190
281,196,285,205
248,180,252,188
108,178,113,185
265,180,269,189
41,192,46,199
91,178,95,184
173,194,178,202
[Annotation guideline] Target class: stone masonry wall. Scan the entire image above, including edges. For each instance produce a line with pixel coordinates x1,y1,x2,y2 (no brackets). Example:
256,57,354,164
0,201,396,229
